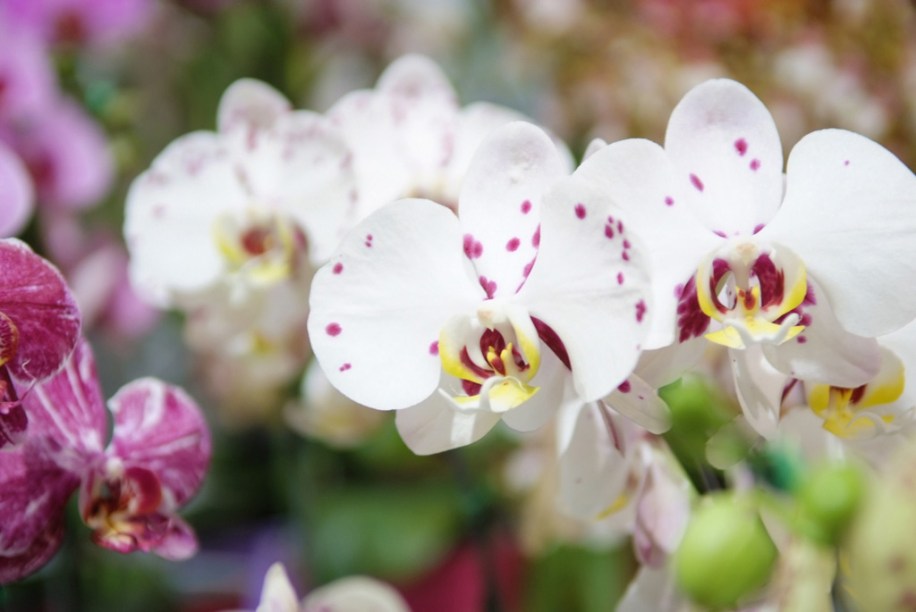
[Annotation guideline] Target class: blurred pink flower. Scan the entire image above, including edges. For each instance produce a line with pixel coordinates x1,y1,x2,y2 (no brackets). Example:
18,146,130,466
0,19,56,120
0,340,210,583
9,98,113,211
1,0,153,46
0,143,33,237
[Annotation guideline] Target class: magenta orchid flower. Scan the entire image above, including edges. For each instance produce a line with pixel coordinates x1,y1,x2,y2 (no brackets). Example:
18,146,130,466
0,238,81,446
0,339,210,583
1,0,152,47
309,121,651,454
564,78,916,435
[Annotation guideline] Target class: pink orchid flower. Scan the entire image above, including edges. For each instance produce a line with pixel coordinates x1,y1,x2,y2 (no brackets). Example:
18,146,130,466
0,238,81,446
0,339,210,583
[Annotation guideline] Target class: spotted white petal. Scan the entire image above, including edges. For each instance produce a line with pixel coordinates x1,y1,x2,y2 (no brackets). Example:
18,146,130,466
567,139,720,348
665,78,784,236
520,180,652,402
761,129,916,337
308,199,481,410
459,122,567,300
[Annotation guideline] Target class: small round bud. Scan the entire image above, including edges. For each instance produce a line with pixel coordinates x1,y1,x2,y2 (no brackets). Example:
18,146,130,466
795,462,864,545
673,493,778,609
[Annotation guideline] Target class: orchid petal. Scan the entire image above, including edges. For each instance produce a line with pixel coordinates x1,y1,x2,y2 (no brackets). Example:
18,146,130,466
519,183,651,401
308,199,481,410
376,54,458,196
0,450,74,584
327,91,414,219
394,385,502,455
0,144,33,237
124,132,246,305
634,459,692,565
217,79,291,134
762,285,881,388
556,401,629,520
255,563,300,612
730,346,787,439
604,374,671,434
761,129,916,337
665,78,784,235
458,122,567,299
440,102,528,203
568,139,720,348
302,576,409,612
0,239,80,380
633,339,707,389
617,566,685,612
242,110,356,264
24,339,107,471
149,514,198,560
108,379,210,506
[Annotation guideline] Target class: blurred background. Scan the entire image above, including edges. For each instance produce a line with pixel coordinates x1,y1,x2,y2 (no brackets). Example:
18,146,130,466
2,0,915,610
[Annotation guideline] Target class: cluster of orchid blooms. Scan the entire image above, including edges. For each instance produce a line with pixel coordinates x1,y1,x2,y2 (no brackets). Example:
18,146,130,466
3,47,916,609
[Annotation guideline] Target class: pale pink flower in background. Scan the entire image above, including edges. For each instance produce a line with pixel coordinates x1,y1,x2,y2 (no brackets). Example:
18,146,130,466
0,19,56,120
1,0,153,47
0,340,210,583
7,98,114,211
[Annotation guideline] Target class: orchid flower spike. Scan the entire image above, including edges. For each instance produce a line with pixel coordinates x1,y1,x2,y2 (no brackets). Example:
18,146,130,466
564,78,916,436
0,339,210,583
309,121,651,454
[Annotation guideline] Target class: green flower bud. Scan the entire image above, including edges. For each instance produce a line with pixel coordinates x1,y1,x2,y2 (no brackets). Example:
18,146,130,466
674,493,778,609
795,462,864,545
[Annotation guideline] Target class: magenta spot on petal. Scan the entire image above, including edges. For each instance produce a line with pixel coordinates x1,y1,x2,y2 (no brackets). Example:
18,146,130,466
617,220,624,233
574,203,586,219
753,223,765,234
339,363,351,372
326,323,342,336
532,226,541,247
364,233,374,248
605,224,615,239
623,240,631,249
617,272,624,285
674,283,684,298
622,251,630,261
635,300,647,323
522,258,536,279
735,138,748,156
607,215,614,224
690,173,704,192
618,380,631,393
506,237,520,252
713,230,727,238
797,336,807,344
664,196,674,206
521,200,532,214
479,276,497,298
844,160,850,166
750,158,761,171
429,341,439,355
463,234,484,259
332,262,344,274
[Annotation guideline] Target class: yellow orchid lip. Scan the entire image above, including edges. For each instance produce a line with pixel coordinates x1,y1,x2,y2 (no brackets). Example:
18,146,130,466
807,348,907,439
212,211,306,286
689,241,811,349
438,301,544,414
